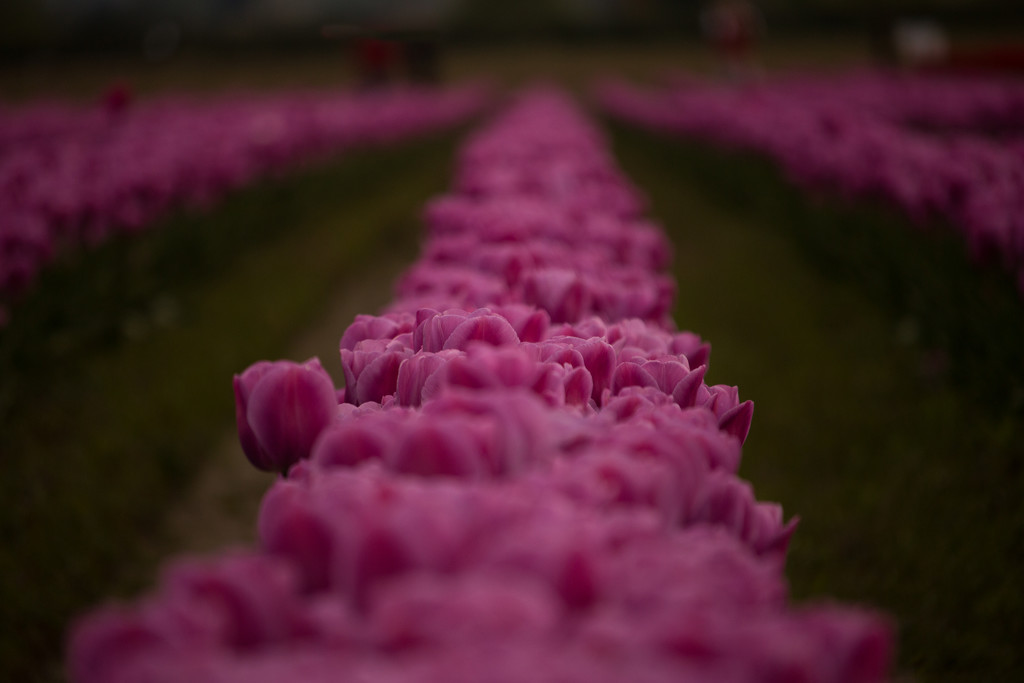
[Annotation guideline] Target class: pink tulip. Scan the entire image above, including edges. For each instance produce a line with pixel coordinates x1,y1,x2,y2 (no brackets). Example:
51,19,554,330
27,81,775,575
522,268,591,323
369,574,560,650
395,350,460,407
338,312,415,351
388,420,487,479
233,357,338,473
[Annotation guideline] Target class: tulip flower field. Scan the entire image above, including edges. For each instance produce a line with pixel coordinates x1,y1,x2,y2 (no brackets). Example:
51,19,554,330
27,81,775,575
67,89,894,682
597,70,1024,412
4,47,1023,682
0,84,488,327
597,70,1024,296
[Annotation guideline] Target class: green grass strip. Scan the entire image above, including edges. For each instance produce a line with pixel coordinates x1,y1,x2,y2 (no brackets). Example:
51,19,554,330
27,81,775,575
608,121,1024,682
0,130,461,681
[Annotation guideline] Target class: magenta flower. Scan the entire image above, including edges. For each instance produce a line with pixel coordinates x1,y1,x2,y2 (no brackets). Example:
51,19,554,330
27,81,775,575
158,552,303,650
395,350,460,407
575,338,617,401
489,303,551,342
444,312,521,350
311,418,400,470
556,450,688,522
563,365,594,408
719,399,755,444
689,471,797,556
396,263,507,309
522,268,591,323
388,420,487,479
369,574,560,650
66,605,167,683
421,389,557,475
412,308,520,352
642,358,692,394
338,312,415,351
672,364,708,408
670,331,712,369
339,338,414,405
256,477,335,592
439,345,565,406
413,308,470,352
611,360,660,394
233,357,338,473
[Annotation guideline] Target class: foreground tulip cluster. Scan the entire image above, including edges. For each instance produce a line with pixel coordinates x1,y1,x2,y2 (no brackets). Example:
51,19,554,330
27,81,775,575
596,71,1024,296
68,88,893,683
0,84,489,324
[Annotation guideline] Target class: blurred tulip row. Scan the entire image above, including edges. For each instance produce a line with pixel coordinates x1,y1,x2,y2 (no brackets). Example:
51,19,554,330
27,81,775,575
0,84,490,324
68,88,893,683
596,71,1024,296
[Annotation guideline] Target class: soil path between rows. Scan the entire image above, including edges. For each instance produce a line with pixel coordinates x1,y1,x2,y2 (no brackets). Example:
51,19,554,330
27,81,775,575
153,252,409,566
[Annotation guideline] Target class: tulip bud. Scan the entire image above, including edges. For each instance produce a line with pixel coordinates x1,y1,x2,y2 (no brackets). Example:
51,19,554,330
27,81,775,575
233,358,337,473
233,361,275,470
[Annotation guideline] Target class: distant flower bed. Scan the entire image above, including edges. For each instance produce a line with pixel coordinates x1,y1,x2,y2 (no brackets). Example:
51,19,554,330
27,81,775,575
0,84,490,325
68,88,893,683
596,71,1024,296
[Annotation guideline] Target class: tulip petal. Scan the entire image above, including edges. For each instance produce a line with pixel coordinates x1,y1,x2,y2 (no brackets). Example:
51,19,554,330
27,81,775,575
719,400,755,444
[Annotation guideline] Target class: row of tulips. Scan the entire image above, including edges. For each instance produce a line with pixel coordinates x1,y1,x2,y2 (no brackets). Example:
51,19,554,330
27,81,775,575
68,88,893,682
739,70,1024,133
0,84,490,323
596,71,1024,296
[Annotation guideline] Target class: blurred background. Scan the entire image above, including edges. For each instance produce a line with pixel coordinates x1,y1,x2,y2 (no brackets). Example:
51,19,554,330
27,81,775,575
2,0,1023,96
2,0,1022,53
2,2,1024,683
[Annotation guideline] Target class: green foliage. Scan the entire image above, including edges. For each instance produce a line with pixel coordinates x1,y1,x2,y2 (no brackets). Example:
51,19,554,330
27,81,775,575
0,131,460,682
608,121,1024,681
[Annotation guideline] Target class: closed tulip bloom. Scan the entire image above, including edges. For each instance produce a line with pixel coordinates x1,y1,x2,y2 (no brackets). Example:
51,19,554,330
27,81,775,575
234,357,338,473
233,361,277,471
